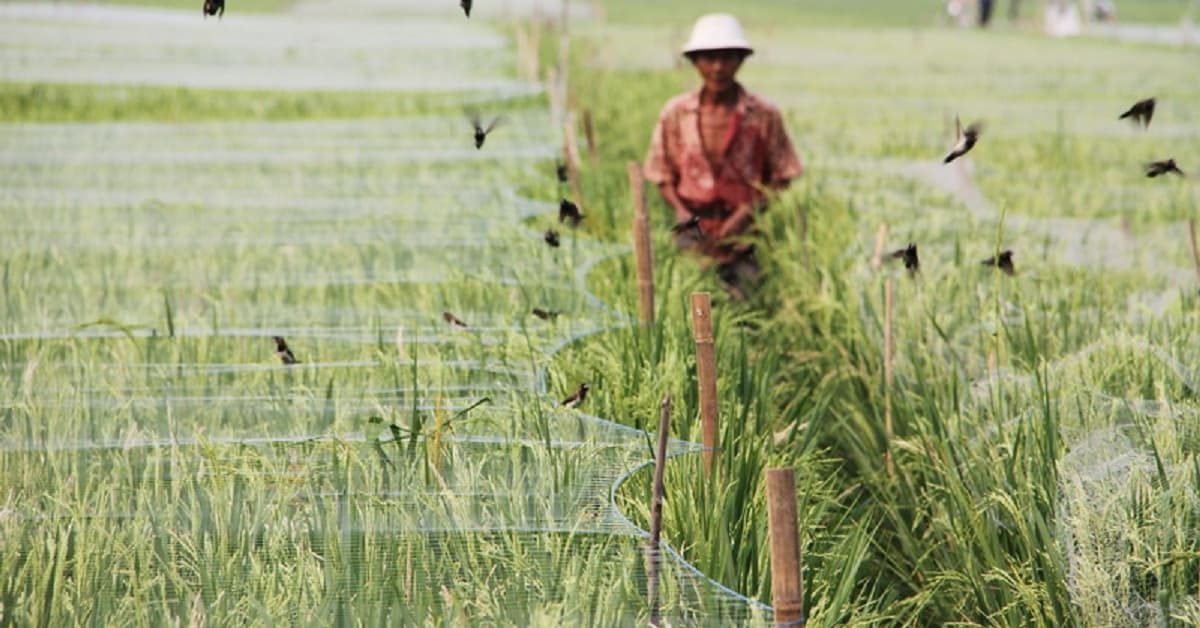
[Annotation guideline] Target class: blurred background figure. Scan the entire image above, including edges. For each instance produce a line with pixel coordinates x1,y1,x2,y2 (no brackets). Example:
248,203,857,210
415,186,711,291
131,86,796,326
978,0,995,26
1045,0,1083,36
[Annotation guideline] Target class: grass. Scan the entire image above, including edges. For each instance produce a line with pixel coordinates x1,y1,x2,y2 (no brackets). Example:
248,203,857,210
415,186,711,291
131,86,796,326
4,0,1200,625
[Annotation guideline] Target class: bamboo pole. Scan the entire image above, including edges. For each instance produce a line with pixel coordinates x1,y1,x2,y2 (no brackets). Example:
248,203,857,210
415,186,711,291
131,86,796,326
1188,218,1200,285
646,394,671,628
628,162,655,324
582,108,598,165
871,223,889,271
766,468,804,627
564,116,584,206
691,292,719,476
883,277,895,478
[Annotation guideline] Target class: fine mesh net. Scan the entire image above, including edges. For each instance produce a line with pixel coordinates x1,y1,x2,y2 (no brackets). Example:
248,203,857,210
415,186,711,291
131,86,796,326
0,3,771,625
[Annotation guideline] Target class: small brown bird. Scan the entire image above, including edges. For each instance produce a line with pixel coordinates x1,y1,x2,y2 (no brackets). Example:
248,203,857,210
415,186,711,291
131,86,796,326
442,311,468,328
671,215,704,239
532,308,560,321
460,0,472,17
273,336,298,365
944,116,983,164
544,229,560,248
1118,97,1155,128
1145,158,1184,178
559,199,584,226
467,110,501,149
888,242,919,273
561,383,590,408
203,0,224,18
981,250,1015,276
555,161,569,183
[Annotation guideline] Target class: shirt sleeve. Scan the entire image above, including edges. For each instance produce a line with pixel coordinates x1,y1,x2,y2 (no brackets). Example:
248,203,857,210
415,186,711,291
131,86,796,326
642,107,675,185
765,110,802,186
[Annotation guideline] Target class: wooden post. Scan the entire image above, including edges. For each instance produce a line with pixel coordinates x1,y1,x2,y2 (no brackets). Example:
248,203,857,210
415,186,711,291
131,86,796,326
691,292,718,476
582,108,598,165
766,468,804,627
1188,218,1200,285
628,162,655,324
646,394,671,627
883,278,895,478
563,117,585,211
870,223,889,271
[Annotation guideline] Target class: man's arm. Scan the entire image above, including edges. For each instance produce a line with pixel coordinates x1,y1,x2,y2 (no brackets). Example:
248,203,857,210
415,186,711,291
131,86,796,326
657,183,695,224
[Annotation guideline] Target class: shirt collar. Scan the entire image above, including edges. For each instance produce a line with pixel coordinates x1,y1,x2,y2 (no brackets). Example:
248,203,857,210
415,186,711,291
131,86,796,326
682,82,755,115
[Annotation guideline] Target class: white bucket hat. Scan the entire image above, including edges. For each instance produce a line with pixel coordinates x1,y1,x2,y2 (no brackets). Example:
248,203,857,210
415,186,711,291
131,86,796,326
681,13,754,56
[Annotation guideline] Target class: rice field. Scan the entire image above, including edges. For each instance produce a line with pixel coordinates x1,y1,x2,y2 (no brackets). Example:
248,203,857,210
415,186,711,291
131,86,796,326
4,0,1200,625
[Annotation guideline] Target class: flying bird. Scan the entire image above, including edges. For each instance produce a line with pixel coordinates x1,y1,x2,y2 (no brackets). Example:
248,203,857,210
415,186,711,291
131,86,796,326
556,161,569,183
442,311,468,328
980,250,1015,276
460,0,472,17
544,229,560,248
1145,158,1184,178
671,215,704,240
888,242,920,273
1118,97,1155,129
561,383,590,409
944,116,982,164
273,336,298,365
203,0,224,18
467,110,501,149
532,308,560,321
559,198,584,226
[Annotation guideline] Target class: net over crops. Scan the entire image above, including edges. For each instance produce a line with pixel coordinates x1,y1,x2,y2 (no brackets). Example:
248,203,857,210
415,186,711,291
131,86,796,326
0,3,769,625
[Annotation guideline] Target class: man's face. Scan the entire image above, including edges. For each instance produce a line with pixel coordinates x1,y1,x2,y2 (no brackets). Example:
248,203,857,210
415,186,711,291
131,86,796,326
691,49,745,93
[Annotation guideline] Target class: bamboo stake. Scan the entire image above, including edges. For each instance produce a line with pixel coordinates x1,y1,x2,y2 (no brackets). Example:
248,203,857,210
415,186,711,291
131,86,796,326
870,223,889,271
1188,218,1200,285
563,116,585,209
883,277,895,479
691,292,719,476
766,468,804,627
628,162,655,324
582,108,598,165
646,394,671,628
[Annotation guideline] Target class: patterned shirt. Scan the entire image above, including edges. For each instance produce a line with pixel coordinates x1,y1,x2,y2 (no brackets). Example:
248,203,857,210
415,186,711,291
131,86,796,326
643,84,802,212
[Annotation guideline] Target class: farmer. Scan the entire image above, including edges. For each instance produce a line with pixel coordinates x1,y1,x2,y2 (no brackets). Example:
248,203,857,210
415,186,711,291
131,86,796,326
643,13,802,298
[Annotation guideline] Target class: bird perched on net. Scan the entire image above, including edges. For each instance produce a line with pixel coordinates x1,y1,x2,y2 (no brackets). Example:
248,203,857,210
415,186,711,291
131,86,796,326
273,336,298,365
555,161,569,183
1118,97,1155,129
1145,158,1184,178
203,0,224,18
888,242,920,274
944,116,982,164
559,199,584,226
544,229,560,248
467,110,501,149
532,308,560,321
460,0,472,17
561,383,590,408
442,311,468,328
980,250,1015,275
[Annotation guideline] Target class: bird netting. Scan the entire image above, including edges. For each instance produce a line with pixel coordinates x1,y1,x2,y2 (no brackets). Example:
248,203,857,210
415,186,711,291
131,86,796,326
0,3,771,625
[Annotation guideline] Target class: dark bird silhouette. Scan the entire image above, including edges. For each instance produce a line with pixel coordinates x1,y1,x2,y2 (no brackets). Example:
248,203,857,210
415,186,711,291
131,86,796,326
442,311,468,328
1118,97,1155,129
559,198,584,226
944,116,982,164
532,308,560,321
460,0,472,17
203,0,224,18
544,229,560,248
467,110,501,149
273,336,298,365
888,242,920,273
671,215,704,240
981,250,1015,276
556,161,569,183
1145,158,1184,178
561,383,590,408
